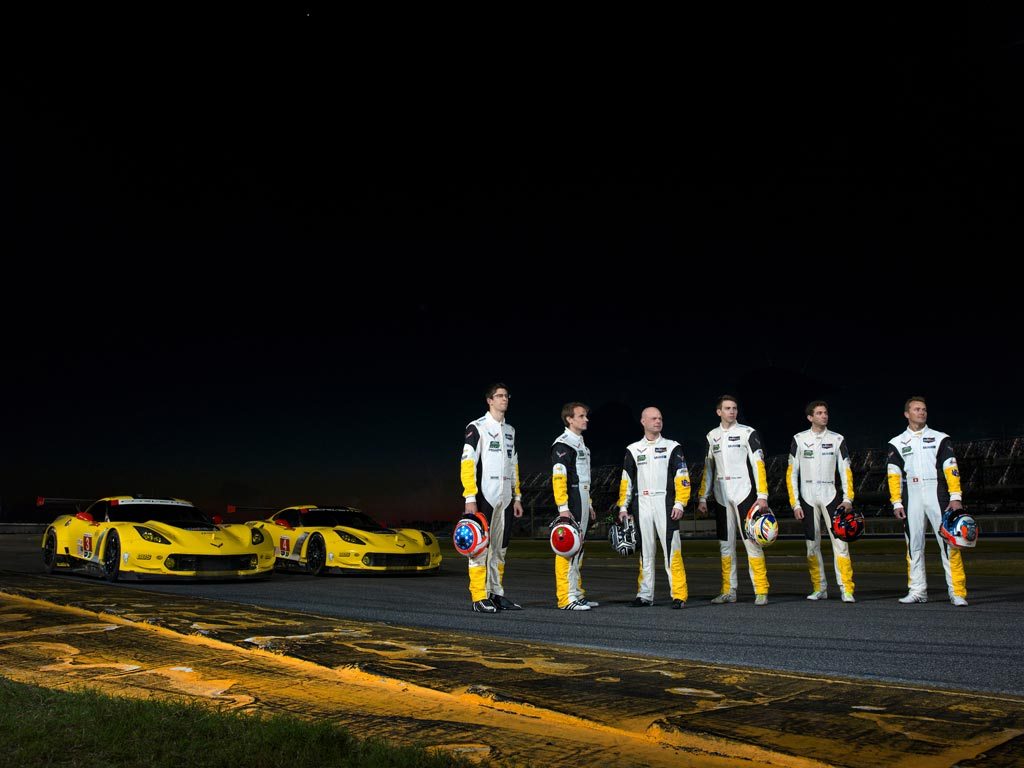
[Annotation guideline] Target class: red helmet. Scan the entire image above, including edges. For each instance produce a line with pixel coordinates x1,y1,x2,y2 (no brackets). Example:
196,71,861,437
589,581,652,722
832,509,865,542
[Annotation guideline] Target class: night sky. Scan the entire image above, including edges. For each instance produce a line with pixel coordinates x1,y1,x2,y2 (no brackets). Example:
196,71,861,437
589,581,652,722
8,14,1023,521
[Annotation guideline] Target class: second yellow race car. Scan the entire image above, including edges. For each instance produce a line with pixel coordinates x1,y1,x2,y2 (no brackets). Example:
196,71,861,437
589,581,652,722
248,505,442,575
41,495,276,581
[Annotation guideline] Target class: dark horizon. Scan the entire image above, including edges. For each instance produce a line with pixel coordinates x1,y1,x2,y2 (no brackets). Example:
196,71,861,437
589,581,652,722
10,17,1023,522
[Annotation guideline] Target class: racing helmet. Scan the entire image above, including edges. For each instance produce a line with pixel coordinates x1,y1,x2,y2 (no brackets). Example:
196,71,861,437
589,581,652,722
745,504,778,546
453,511,490,557
831,508,866,542
549,516,583,558
940,509,978,548
609,515,637,556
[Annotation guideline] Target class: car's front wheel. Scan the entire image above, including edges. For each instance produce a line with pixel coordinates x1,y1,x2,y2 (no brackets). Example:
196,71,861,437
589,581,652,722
103,531,121,582
42,529,58,573
306,533,327,576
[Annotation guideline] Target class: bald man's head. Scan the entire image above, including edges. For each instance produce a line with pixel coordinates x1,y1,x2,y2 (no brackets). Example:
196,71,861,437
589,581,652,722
640,407,663,438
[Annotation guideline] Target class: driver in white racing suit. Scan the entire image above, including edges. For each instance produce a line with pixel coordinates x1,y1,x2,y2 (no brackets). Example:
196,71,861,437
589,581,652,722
697,395,771,605
786,400,856,602
616,407,691,609
887,396,968,606
460,383,524,613
551,402,597,610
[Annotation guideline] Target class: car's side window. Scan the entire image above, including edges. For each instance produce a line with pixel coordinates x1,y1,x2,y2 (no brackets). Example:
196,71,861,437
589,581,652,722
283,510,302,528
88,501,109,521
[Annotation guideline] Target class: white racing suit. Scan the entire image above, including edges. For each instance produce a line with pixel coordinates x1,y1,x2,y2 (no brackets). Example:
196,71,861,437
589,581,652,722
617,436,691,603
698,424,770,596
461,412,521,602
886,426,966,600
787,428,856,597
551,429,591,608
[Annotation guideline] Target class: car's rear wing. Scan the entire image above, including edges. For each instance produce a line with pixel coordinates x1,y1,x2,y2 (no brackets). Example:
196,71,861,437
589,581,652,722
36,496,96,513
226,504,283,522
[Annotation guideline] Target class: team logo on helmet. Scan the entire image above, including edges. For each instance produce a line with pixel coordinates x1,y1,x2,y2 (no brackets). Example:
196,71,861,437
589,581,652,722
745,504,778,546
609,516,637,556
549,517,582,558
453,511,490,557
831,509,866,542
940,509,978,548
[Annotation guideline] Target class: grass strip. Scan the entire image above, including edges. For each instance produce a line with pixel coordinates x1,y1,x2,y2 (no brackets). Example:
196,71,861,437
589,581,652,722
0,678,480,768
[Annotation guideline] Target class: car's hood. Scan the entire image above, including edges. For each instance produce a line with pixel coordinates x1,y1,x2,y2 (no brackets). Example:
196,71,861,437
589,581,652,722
134,520,257,549
335,526,428,548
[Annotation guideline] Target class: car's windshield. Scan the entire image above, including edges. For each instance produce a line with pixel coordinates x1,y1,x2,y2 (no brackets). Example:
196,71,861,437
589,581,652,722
301,508,391,532
103,503,217,530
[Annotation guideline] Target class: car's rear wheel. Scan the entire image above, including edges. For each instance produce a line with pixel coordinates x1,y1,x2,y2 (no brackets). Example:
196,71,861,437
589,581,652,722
42,529,58,573
306,533,327,576
103,531,121,582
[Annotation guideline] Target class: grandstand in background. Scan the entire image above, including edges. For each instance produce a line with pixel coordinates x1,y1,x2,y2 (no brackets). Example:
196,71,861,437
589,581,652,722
514,436,1024,537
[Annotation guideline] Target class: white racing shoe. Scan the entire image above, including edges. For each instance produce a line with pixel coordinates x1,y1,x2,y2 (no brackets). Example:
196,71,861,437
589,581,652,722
898,593,927,604
562,600,591,611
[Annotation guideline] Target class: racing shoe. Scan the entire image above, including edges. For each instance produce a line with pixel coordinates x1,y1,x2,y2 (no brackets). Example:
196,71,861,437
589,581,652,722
841,590,856,603
898,593,928,604
806,589,828,600
630,597,653,607
671,599,686,609
710,591,737,604
562,600,591,611
490,594,522,611
754,594,768,606
950,595,968,607
472,598,498,613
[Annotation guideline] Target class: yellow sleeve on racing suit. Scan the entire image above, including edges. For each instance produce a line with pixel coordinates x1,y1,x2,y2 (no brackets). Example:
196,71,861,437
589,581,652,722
616,449,636,510
748,430,769,498
551,442,570,513
786,437,800,509
886,444,904,506
838,438,855,503
698,440,714,501
671,445,691,508
461,424,480,501
938,438,963,500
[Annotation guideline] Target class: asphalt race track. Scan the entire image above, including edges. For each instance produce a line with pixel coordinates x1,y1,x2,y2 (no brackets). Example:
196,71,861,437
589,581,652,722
2,534,1022,696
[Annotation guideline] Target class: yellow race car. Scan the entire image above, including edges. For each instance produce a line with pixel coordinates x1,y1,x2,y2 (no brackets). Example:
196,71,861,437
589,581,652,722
248,505,442,575
40,495,276,581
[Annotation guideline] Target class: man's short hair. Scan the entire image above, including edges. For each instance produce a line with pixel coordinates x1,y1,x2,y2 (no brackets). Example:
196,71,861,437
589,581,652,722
561,402,589,427
485,382,509,400
805,400,828,417
904,395,927,412
716,394,738,409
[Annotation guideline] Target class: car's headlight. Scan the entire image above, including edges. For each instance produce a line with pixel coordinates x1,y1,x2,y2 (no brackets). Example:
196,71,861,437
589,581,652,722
251,528,265,545
133,526,170,545
420,532,434,546
335,530,366,545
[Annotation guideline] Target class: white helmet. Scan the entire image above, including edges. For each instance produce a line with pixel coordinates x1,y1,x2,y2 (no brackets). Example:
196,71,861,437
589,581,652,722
549,516,582,558
745,504,778,547
941,509,978,548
